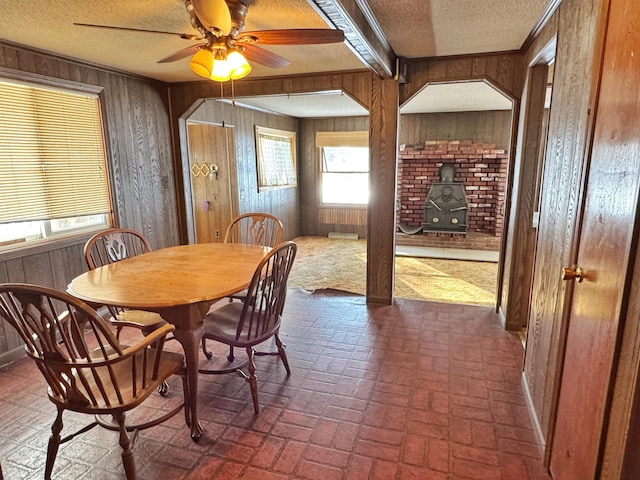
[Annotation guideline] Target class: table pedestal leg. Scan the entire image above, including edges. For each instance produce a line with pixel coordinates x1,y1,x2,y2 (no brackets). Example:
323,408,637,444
160,306,207,441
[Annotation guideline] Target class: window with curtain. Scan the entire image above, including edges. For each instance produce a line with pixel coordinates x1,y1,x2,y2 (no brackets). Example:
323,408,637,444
255,126,297,191
0,77,111,250
316,131,369,205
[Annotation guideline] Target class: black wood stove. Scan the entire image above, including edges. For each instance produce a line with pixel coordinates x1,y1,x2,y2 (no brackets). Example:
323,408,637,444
423,163,469,234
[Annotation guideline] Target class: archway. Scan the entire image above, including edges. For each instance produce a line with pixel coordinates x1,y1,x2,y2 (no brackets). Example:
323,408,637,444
395,80,515,306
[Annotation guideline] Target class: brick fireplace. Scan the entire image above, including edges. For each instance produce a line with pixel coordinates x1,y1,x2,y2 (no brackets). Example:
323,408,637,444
397,140,508,251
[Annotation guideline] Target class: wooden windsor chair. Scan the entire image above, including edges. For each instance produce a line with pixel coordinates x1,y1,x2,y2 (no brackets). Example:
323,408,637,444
199,241,297,414
202,212,284,362
0,283,188,480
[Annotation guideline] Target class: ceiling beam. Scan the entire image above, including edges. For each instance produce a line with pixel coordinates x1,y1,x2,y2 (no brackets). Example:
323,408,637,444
308,0,396,79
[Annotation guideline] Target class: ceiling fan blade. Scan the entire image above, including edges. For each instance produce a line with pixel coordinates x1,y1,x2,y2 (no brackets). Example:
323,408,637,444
242,44,291,68
238,29,345,45
158,44,205,63
191,0,232,35
73,23,202,40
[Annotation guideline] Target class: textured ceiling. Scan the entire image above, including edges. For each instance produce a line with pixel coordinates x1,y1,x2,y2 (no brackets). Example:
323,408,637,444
0,0,363,83
366,0,548,58
401,82,513,114
0,0,549,114
229,81,512,118
221,91,369,117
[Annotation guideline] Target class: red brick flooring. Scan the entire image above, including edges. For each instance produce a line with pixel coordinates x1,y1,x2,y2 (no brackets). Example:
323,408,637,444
0,288,550,479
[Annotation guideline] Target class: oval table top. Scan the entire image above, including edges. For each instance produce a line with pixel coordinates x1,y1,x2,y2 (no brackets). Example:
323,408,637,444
68,243,270,309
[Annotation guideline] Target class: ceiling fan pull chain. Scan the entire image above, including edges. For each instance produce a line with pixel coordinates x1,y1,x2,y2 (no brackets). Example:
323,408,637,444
231,79,236,107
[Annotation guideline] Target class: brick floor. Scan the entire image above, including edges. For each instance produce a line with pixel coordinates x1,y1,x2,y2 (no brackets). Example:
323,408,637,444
0,288,550,479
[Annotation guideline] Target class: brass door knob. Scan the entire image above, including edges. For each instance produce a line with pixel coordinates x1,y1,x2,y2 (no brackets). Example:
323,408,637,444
562,266,584,283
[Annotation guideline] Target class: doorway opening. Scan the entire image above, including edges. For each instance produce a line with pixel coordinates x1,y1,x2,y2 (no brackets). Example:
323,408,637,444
395,80,514,306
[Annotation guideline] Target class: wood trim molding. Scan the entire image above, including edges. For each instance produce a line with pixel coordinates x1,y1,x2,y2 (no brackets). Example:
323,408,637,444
520,0,563,53
308,0,396,78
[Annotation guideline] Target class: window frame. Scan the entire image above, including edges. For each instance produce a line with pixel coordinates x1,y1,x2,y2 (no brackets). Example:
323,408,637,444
0,67,114,254
255,125,297,191
316,131,369,207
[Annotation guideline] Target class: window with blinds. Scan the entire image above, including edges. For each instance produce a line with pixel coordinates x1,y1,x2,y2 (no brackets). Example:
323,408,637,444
316,131,369,205
0,77,111,250
255,126,297,191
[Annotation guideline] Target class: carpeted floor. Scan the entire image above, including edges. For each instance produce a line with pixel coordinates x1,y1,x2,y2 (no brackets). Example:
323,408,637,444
288,236,497,306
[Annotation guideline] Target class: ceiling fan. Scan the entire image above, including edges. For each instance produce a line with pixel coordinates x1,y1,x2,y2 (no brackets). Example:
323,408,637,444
74,0,345,82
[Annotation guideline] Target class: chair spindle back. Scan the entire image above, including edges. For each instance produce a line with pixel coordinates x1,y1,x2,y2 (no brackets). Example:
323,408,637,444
236,241,297,343
224,213,283,248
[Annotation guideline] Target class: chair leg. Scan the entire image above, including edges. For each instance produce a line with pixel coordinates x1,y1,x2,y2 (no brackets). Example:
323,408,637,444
201,338,213,359
228,345,235,362
114,412,137,480
45,407,64,480
245,347,260,414
181,372,191,427
115,324,123,341
275,334,291,375
158,381,169,396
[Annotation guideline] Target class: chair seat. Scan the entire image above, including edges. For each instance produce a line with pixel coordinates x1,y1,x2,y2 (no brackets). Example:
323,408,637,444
227,288,248,301
204,303,277,347
48,348,184,413
116,309,167,329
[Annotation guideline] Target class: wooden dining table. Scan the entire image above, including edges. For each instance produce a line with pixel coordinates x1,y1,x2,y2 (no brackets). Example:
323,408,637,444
68,242,270,440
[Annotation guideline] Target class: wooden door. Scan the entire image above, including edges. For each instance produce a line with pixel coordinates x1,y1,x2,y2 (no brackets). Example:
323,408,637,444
549,0,640,477
186,123,238,243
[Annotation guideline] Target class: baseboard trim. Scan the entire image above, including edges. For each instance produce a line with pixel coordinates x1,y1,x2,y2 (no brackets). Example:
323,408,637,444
0,346,26,368
328,232,359,240
497,306,506,328
521,372,547,452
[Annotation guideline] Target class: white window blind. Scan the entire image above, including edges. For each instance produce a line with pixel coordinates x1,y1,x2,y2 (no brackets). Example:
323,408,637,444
0,79,111,224
315,130,368,148
255,126,297,190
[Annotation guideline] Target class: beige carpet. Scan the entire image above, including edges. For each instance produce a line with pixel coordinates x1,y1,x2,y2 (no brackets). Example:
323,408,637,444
288,236,497,306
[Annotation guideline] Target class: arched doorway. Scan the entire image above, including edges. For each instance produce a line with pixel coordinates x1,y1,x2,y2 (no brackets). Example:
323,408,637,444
395,80,514,307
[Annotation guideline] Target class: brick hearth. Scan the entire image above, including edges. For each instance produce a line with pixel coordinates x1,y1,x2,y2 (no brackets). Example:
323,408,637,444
396,231,502,251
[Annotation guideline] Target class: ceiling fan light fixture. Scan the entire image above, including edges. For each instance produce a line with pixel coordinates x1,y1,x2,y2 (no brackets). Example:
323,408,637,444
189,48,214,78
209,49,233,82
227,50,252,80
208,50,252,82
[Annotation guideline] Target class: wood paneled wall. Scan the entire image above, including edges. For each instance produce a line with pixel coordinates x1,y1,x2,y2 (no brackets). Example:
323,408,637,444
299,116,369,238
166,71,410,303
521,0,607,445
297,111,510,240
0,42,179,363
166,70,374,245
185,100,300,241
400,53,524,107
367,77,400,304
400,110,512,149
